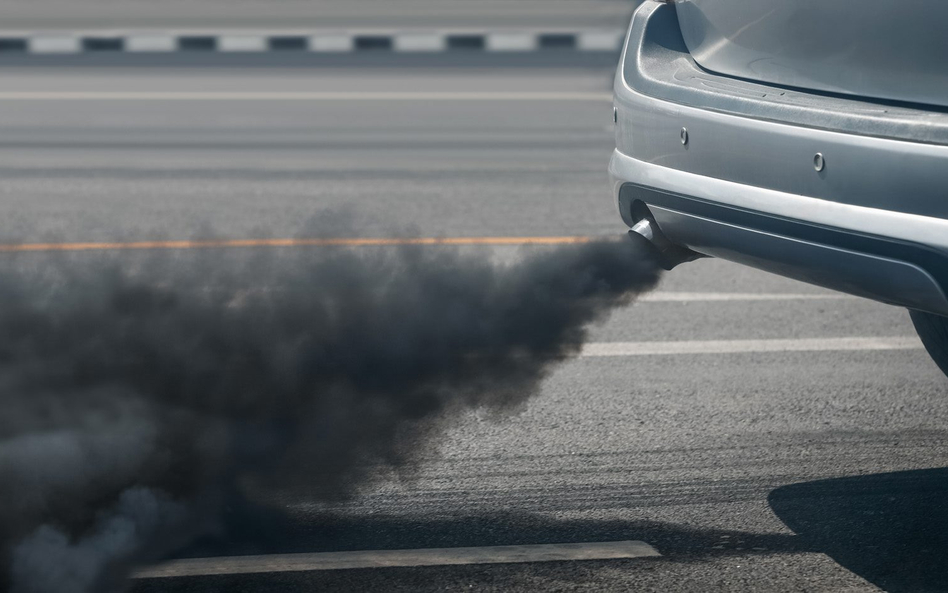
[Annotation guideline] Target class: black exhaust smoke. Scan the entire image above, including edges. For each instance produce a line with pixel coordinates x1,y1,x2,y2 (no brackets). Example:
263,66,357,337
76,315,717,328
0,233,662,592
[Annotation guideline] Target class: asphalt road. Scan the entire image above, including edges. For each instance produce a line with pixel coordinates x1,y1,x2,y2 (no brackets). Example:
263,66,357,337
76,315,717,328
2,66,947,592
0,0,638,30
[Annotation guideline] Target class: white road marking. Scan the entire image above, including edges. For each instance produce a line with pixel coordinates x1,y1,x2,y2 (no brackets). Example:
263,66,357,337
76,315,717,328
487,32,538,51
218,35,268,52
135,541,660,578
581,337,924,357
0,91,612,101
28,36,81,54
577,31,624,51
640,292,853,302
394,33,447,52
308,35,355,52
125,35,177,52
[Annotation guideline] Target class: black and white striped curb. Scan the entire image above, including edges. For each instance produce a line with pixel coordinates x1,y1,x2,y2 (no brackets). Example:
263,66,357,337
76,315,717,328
0,30,625,54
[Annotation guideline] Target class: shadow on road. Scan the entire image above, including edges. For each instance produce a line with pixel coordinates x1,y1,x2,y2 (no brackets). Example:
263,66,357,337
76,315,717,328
130,505,814,592
769,467,948,593
174,502,807,560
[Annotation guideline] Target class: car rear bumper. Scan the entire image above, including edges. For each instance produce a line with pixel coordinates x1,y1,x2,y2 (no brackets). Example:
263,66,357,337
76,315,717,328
611,1,948,316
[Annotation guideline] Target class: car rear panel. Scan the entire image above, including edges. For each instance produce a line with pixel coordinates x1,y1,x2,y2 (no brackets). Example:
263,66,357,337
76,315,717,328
675,0,948,108
611,0,948,316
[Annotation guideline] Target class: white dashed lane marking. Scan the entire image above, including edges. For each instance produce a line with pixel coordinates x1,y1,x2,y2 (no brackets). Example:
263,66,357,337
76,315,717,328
581,336,924,357
640,292,852,302
135,541,660,578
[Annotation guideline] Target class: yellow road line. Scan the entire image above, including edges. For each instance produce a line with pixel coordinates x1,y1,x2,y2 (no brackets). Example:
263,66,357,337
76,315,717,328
0,236,597,253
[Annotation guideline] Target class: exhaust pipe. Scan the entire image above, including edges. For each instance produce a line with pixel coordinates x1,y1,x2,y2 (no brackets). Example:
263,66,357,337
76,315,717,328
630,218,659,244
629,217,703,271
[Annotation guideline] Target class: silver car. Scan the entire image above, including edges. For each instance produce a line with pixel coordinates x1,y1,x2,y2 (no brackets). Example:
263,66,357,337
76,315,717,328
611,0,948,376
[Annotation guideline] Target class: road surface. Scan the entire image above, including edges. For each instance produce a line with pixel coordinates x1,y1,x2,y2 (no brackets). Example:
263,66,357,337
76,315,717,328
0,0,639,31
1,65,946,592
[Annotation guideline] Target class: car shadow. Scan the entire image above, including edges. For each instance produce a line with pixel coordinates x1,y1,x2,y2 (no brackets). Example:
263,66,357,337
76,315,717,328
131,504,811,592
131,467,948,592
172,505,807,560
769,467,948,593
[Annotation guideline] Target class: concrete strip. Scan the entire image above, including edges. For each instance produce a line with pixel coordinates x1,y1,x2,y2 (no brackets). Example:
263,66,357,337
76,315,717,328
486,32,537,51
308,34,354,52
217,35,268,52
0,91,612,101
640,292,853,302
124,34,177,52
28,36,81,53
394,33,446,52
580,337,924,357
135,541,660,578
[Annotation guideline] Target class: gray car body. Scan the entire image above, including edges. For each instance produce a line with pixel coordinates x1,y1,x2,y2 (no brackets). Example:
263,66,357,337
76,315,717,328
675,0,948,109
610,0,948,316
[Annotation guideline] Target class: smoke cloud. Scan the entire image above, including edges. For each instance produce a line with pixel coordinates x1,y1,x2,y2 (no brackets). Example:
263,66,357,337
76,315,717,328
0,233,661,592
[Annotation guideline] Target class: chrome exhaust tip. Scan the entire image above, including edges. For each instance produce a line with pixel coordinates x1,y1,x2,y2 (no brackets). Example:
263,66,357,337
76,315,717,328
629,217,703,271
630,218,657,243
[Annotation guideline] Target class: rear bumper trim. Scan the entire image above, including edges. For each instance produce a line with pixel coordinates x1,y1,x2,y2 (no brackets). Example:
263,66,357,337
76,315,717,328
609,150,948,256
611,171,948,315
610,151,948,315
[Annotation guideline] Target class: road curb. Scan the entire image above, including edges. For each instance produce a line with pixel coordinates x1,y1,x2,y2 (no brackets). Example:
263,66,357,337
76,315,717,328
0,30,625,55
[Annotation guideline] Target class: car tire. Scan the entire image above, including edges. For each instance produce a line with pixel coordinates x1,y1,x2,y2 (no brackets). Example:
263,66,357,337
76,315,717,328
910,309,948,378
